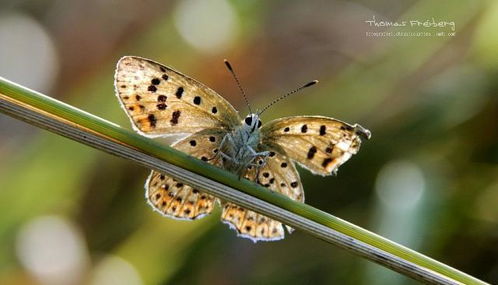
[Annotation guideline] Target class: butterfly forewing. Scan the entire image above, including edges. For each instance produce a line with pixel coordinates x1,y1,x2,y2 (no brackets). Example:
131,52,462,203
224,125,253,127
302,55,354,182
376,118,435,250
115,56,241,137
261,116,371,176
221,151,303,241
146,130,226,220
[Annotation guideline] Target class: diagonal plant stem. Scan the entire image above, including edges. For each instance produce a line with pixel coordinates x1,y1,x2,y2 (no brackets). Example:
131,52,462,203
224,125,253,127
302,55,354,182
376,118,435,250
0,76,488,285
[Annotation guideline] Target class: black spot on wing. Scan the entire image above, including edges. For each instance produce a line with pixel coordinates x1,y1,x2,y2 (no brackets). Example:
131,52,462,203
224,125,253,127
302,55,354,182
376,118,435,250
340,125,354,131
320,125,326,136
307,146,317,159
171,110,181,125
175,87,184,99
148,114,157,127
301,125,308,133
322,158,333,168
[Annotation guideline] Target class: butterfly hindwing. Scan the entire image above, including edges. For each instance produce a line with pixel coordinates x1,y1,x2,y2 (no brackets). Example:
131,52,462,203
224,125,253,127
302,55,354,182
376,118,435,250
221,151,303,241
115,56,241,137
261,116,371,176
146,171,216,220
145,130,226,220
254,150,304,202
222,203,285,241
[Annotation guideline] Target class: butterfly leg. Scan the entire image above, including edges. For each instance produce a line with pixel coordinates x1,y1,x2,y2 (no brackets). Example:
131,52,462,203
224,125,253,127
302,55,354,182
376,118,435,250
217,134,237,158
206,133,236,163
219,151,236,162
246,146,270,166
246,147,271,181
248,146,269,157
215,134,249,178
218,136,239,163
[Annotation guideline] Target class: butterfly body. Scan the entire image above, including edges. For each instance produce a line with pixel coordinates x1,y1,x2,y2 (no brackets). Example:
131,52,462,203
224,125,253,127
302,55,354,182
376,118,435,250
219,113,268,176
114,56,370,242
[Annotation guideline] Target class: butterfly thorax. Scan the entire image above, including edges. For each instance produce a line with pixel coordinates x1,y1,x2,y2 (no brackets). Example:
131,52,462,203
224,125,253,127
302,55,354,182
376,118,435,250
220,114,266,175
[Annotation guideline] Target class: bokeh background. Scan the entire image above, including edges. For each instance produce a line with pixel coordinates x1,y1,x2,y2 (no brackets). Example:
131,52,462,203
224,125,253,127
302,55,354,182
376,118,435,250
1,0,497,284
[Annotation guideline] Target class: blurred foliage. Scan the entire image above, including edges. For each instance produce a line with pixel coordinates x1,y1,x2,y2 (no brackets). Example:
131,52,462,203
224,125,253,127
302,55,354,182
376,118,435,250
0,0,497,284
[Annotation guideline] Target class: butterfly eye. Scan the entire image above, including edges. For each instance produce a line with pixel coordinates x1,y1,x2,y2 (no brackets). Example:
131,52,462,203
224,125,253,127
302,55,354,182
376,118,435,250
257,120,262,128
245,116,252,126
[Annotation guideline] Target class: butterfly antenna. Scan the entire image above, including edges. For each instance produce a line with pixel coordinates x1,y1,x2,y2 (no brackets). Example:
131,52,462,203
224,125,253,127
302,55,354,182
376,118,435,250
258,80,318,115
224,59,252,114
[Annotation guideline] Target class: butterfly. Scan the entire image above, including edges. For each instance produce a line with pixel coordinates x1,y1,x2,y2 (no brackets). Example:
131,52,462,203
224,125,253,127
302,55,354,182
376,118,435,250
114,56,371,242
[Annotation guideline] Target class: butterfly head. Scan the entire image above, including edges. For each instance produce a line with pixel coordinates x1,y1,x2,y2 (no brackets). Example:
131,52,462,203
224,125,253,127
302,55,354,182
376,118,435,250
243,113,262,133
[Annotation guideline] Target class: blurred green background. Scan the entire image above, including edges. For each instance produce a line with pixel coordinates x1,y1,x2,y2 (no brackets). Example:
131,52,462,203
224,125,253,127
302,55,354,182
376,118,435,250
0,0,497,284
